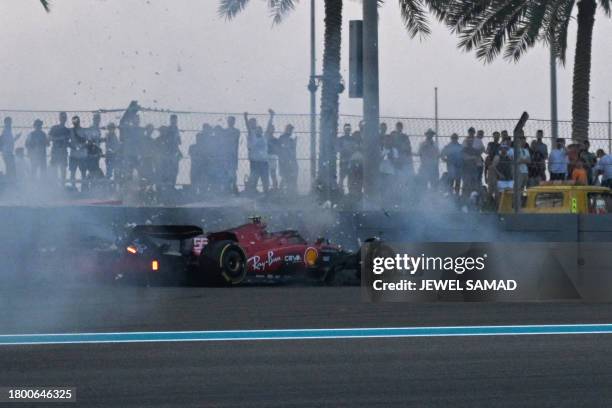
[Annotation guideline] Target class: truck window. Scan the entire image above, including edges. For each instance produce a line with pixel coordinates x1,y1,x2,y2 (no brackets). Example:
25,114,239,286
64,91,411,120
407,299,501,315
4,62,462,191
587,193,612,214
534,192,564,208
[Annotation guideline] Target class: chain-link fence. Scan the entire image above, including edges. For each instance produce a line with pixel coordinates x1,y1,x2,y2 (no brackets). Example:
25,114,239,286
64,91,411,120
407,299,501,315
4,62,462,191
2,108,611,193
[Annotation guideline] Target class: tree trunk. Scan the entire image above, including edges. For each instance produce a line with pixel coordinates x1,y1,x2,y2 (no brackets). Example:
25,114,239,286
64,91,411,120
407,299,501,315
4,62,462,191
318,0,342,193
571,0,596,143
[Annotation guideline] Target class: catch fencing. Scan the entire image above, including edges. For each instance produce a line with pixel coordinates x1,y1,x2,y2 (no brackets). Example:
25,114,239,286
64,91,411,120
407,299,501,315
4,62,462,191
1,108,611,193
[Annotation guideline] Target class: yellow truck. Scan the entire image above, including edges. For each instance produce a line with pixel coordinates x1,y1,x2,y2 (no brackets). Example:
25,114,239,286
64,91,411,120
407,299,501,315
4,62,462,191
498,183,612,214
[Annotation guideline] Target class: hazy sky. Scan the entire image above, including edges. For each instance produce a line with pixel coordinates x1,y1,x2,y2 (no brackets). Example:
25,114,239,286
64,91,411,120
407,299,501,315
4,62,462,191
1,0,611,121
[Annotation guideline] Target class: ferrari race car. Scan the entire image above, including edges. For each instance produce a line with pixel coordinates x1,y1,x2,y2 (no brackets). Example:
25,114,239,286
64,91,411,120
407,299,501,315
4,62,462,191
111,217,353,286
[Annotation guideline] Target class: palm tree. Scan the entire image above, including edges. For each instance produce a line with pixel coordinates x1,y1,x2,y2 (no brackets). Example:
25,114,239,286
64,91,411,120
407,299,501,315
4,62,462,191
219,0,444,191
442,0,611,143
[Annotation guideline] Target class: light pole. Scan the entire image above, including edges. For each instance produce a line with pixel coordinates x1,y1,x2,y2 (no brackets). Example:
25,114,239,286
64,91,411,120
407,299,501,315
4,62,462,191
308,0,317,187
434,87,439,145
362,0,380,204
550,46,559,145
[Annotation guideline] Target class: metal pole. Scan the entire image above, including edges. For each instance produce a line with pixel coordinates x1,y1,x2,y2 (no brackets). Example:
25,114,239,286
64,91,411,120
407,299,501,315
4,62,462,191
607,100,611,153
550,46,559,146
434,87,439,145
362,0,380,205
309,0,317,187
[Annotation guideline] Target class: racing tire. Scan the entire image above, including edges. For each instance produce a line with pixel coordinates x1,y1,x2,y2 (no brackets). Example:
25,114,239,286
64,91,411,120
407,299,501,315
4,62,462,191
199,240,247,286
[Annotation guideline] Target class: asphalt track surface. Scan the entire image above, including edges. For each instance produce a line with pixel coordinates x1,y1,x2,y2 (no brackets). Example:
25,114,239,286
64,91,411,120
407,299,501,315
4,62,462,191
2,285,612,407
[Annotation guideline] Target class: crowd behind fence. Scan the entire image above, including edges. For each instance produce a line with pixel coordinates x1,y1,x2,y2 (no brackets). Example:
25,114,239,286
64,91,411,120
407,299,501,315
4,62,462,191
1,108,611,202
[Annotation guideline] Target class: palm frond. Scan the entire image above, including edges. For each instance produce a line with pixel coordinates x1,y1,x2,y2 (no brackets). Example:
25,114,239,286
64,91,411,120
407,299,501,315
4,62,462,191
398,0,432,38
40,0,50,12
268,0,298,25
503,0,549,61
218,0,251,20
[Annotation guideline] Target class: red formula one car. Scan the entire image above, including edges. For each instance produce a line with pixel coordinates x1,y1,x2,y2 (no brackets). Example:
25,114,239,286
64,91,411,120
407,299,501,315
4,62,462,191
111,217,350,286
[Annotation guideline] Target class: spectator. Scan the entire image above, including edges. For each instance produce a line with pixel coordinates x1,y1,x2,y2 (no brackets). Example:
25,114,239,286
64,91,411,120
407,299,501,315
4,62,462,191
594,149,612,188
244,112,269,194
379,122,388,145
278,123,298,194
140,124,157,183
189,128,207,194
501,130,511,146
571,160,588,185
86,113,104,181
49,112,70,184
347,131,364,200
379,133,398,203
337,123,353,191
390,122,414,186
418,129,439,190
549,138,568,181
475,130,486,182
509,135,531,191
68,115,88,189
485,131,501,196
25,119,48,180
580,140,597,184
120,113,144,182
530,130,548,184
166,114,182,188
441,133,463,195
462,134,481,195
265,109,279,191
224,116,240,193
0,117,21,182
104,122,120,180
491,143,514,204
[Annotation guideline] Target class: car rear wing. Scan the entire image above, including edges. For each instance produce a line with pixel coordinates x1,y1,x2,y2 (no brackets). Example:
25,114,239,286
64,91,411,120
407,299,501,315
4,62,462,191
130,225,204,241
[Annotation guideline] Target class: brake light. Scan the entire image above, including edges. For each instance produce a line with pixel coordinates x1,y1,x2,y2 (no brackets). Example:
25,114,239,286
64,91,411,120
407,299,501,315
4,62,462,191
126,245,138,254
151,260,159,271
305,247,318,267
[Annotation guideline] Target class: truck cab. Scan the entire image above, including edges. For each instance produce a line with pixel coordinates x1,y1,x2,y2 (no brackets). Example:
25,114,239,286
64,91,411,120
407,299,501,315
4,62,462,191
498,183,612,214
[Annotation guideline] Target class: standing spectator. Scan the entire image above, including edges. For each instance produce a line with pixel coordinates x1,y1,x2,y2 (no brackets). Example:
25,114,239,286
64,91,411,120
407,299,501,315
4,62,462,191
509,135,531,191
166,114,182,188
337,123,354,192
244,112,269,194
104,122,120,180
120,112,144,182
462,135,481,195
25,119,48,180
379,122,388,146
265,109,279,191
580,140,597,184
68,115,88,189
475,130,486,183
418,129,439,190
571,160,588,185
189,129,207,194
140,124,157,182
347,131,364,200
491,143,514,204
390,122,414,188
379,133,398,203
49,112,70,184
86,113,104,181
485,131,501,196
0,117,21,182
441,133,463,195
549,138,568,181
224,116,240,193
277,123,298,194
594,149,612,188
530,130,548,184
